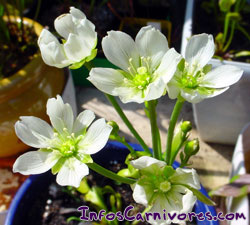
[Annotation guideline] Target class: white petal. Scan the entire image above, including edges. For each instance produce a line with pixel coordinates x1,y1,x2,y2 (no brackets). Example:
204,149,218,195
180,89,205,104
135,25,169,69
56,158,89,187
155,48,182,83
38,30,70,68
166,82,180,99
54,13,75,39
64,33,92,62
130,156,166,170
47,95,74,133
70,6,86,20
170,168,201,189
76,19,97,50
15,117,52,148
38,29,60,45
13,150,60,175
132,184,148,206
102,31,140,71
87,68,124,95
185,34,214,69
201,65,243,88
79,119,112,154
144,77,166,101
181,189,197,213
73,110,95,134
115,86,144,104
148,196,172,225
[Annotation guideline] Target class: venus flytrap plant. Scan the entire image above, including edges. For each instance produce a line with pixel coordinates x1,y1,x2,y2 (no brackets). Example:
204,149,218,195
12,6,244,225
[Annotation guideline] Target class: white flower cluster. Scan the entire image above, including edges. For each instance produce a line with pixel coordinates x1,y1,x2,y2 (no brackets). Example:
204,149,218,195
13,7,243,225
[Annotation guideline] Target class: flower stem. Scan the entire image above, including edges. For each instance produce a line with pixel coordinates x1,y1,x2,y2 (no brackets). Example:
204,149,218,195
146,100,162,160
105,94,151,155
87,162,136,184
165,98,184,165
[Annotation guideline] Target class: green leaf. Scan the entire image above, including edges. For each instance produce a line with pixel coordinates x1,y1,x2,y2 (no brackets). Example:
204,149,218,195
77,178,90,194
182,184,216,206
51,157,66,174
235,51,250,58
219,0,236,12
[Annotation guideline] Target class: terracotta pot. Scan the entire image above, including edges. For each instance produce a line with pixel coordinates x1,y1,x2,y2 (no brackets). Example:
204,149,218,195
0,17,65,157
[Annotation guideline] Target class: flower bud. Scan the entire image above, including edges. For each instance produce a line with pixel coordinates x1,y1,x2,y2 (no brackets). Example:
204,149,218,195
184,139,199,157
181,121,192,133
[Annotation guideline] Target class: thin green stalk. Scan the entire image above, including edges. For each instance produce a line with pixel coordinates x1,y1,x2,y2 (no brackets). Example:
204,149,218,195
105,94,151,155
165,99,184,165
33,0,42,22
222,13,231,44
146,100,161,160
223,20,236,52
87,162,136,184
119,138,137,157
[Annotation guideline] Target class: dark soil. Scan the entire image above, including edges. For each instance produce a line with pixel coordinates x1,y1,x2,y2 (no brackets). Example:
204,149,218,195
192,0,250,62
0,21,38,79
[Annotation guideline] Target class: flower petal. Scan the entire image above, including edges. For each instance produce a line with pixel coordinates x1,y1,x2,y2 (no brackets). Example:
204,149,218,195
64,33,92,62
54,13,75,39
132,184,148,206
166,81,180,100
38,29,70,68
144,77,166,101
87,68,124,96
180,89,205,104
200,65,243,88
115,86,143,104
169,168,201,189
15,117,53,148
147,196,172,225
70,6,86,20
47,95,74,133
102,30,140,71
79,118,112,154
13,150,60,175
76,18,97,50
155,48,182,83
130,156,166,170
72,110,95,135
56,157,89,187
135,25,169,69
185,34,214,69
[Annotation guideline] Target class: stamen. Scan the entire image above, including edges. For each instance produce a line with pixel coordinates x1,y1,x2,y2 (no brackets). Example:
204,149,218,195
128,58,137,75
138,85,143,89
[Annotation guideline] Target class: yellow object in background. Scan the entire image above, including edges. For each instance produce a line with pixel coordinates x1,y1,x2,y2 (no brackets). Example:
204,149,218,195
0,18,65,157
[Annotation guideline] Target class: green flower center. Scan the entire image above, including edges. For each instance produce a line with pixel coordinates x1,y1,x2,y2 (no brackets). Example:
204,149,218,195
60,139,77,157
181,74,199,89
159,181,171,193
52,128,81,157
133,66,151,90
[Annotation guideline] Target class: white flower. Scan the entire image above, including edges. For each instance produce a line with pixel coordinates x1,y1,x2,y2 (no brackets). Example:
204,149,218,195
130,156,200,225
38,7,97,69
87,26,182,104
167,33,243,103
13,95,112,188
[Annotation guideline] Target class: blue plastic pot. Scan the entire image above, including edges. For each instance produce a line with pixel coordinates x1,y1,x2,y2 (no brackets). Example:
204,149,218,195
5,141,219,225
